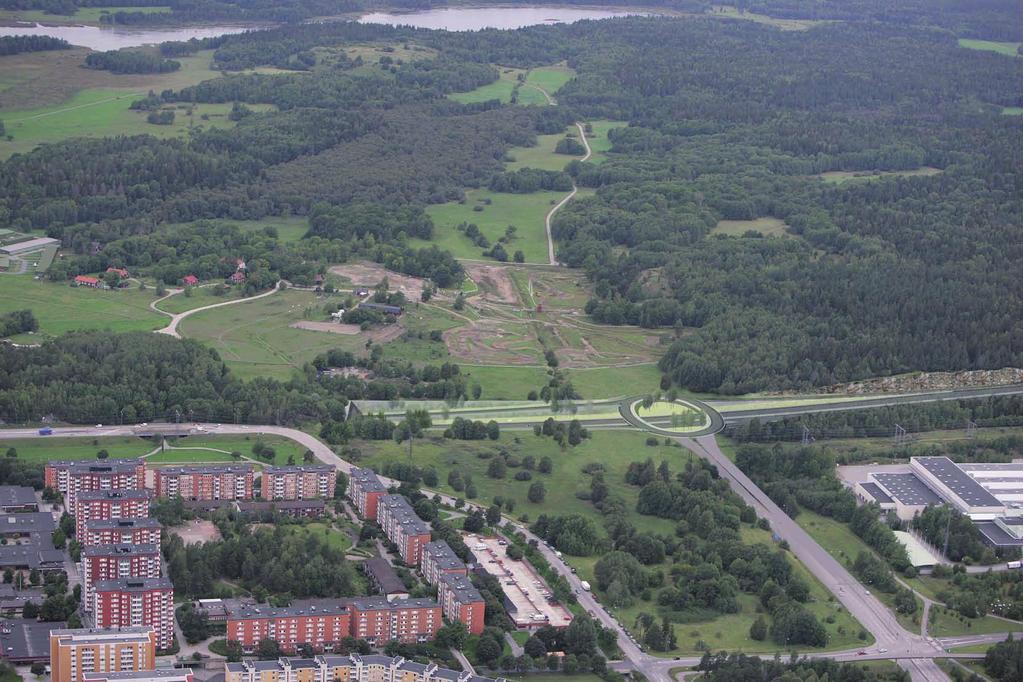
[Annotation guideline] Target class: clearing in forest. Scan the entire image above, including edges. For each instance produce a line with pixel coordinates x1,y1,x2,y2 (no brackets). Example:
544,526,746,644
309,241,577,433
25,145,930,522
419,188,562,263
957,38,1022,57
711,217,791,237
818,167,942,184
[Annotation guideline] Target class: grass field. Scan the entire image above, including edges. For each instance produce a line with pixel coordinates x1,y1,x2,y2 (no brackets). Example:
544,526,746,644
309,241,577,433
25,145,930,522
0,5,169,25
357,429,683,533
584,120,625,164
1003,107,1023,116
155,286,248,315
284,522,353,554
1,92,273,158
711,217,790,237
177,288,355,380
567,525,868,655
0,277,164,341
709,4,824,30
819,167,942,185
0,434,307,465
0,48,225,114
419,189,563,263
958,38,1022,57
523,65,575,103
449,67,523,104
505,133,575,172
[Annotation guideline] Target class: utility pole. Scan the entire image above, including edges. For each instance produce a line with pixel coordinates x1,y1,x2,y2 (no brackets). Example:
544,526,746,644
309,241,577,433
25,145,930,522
801,425,814,446
966,420,977,439
894,424,908,446
942,506,953,559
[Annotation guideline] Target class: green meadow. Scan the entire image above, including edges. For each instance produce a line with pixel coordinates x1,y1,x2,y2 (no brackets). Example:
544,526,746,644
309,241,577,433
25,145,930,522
958,38,1022,57
0,277,165,340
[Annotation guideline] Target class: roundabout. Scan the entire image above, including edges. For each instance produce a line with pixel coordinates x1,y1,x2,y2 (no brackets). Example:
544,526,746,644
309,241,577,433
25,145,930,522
619,395,724,437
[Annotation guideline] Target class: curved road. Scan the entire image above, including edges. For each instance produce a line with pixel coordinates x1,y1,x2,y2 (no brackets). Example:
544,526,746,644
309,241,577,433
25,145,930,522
151,281,282,338
544,122,591,265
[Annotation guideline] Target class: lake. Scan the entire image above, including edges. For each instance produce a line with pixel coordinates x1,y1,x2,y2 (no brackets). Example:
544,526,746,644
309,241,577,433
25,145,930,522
0,6,649,50
356,6,650,31
0,23,259,51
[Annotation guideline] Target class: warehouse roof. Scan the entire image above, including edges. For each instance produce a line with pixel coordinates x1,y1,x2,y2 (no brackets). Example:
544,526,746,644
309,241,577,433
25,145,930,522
874,473,943,506
915,456,1003,508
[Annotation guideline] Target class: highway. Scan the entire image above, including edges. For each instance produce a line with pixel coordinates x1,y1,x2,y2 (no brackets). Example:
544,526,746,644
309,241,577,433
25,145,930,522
1,422,1004,681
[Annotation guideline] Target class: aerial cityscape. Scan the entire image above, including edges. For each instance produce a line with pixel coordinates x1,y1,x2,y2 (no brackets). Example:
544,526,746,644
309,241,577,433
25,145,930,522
0,0,1021,681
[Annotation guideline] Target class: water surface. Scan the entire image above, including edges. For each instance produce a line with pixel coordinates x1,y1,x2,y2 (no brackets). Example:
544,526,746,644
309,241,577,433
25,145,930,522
357,6,649,31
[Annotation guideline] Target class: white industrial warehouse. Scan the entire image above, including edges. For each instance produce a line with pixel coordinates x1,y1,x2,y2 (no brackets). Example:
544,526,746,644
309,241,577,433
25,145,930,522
855,456,1023,548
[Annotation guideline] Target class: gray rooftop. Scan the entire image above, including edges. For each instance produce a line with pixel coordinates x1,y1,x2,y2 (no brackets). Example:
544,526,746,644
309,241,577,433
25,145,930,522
439,573,483,604
82,543,159,558
349,468,387,493
362,557,407,596
0,487,36,509
77,489,152,502
379,495,430,535
0,512,55,535
915,456,1004,508
86,518,162,531
976,521,1023,547
157,464,252,475
52,459,141,474
874,473,943,506
94,577,173,593
83,671,194,682
859,482,894,505
345,596,437,611
264,465,333,474
229,600,349,620
0,618,64,661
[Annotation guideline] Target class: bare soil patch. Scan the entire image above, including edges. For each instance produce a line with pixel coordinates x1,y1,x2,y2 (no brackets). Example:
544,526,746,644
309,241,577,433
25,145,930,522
443,320,540,365
290,320,361,335
170,519,222,545
329,261,427,300
464,263,520,305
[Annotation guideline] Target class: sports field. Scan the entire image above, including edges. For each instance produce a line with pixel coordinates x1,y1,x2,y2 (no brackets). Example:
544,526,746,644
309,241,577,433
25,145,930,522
0,277,164,340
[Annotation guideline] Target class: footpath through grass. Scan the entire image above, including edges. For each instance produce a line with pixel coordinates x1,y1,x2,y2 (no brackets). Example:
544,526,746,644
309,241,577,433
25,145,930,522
958,38,1022,57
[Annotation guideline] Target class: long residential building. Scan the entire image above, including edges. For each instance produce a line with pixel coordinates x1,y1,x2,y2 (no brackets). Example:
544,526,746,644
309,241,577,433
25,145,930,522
225,597,442,652
45,460,145,514
226,602,350,653
0,486,38,513
347,468,387,520
80,545,161,607
49,627,156,682
75,490,153,540
376,495,431,566
261,465,336,501
93,578,175,650
346,597,441,645
84,518,162,548
154,465,254,501
436,574,485,635
225,655,506,682
420,541,467,586
83,671,193,682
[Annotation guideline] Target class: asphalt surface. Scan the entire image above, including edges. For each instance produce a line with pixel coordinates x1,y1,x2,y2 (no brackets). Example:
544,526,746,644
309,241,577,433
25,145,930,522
2,422,1007,681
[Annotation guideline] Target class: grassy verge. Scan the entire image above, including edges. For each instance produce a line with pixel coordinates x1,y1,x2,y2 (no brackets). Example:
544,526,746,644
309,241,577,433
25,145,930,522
958,38,1022,57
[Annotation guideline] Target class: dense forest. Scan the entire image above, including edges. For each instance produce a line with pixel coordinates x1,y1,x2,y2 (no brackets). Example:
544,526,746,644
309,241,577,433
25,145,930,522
0,35,69,55
0,7,1021,396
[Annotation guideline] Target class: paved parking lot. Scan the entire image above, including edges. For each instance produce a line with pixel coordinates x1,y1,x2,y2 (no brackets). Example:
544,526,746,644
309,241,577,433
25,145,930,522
467,534,572,629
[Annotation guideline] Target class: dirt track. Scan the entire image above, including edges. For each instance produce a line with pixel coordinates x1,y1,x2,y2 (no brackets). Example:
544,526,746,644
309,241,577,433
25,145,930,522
290,321,361,335
464,263,520,305
330,262,428,300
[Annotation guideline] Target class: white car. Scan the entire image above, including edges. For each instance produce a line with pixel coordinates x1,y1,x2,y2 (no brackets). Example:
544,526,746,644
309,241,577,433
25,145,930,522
96,424,103,428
